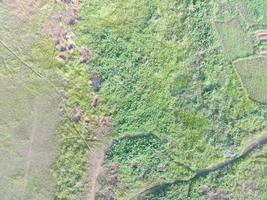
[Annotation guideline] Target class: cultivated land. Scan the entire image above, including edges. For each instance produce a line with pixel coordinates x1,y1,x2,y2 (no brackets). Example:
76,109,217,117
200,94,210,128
215,18,254,61
234,56,267,104
0,0,267,200
215,0,267,104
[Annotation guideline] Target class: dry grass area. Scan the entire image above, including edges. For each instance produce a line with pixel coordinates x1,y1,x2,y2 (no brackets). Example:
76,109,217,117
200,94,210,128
4,0,44,22
0,1,63,199
0,72,62,200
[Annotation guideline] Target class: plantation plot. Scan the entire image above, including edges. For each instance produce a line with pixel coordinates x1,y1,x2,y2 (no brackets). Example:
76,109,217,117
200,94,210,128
215,18,254,61
234,56,267,104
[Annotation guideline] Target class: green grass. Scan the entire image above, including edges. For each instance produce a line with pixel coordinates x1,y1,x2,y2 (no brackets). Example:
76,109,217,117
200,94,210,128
0,1,64,199
234,56,267,104
215,18,254,60
238,0,267,25
75,0,267,199
2,0,264,199
214,1,236,22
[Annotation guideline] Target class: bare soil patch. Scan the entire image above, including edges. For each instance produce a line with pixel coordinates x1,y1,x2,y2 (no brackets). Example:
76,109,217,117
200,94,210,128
257,32,267,41
85,143,106,200
5,0,43,22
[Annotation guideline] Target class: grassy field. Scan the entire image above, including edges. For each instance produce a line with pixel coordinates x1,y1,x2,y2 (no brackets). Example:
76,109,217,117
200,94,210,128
0,1,63,199
215,18,254,61
237,0,267,26
1,0,267,199
0,75,61,200
234,56,267,104
76,0,267,199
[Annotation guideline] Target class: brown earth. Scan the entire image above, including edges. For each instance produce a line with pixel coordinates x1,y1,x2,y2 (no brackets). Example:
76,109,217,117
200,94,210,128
257,32,267,41
4,0,43,22
85,143,106,200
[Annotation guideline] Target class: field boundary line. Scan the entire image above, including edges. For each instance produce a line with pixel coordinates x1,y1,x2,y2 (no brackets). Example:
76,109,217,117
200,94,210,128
132,132,267,199
0,39,91,149
0,39,63,95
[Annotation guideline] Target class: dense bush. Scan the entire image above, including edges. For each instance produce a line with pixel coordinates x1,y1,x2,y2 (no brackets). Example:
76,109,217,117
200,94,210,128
61,0,267,199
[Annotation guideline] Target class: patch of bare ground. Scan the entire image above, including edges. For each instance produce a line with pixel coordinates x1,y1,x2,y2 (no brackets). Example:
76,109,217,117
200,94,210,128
202,185,229,200
95,163,119,200
44,14,75,62
260,51,267,57
85,141,113,200
257,32,267,42
21,99,39,200
4,0,43,22
44,0,91,62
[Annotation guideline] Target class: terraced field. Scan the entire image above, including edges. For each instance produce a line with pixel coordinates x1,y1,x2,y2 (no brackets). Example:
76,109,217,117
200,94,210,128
215,0,267,104
234,56,267,104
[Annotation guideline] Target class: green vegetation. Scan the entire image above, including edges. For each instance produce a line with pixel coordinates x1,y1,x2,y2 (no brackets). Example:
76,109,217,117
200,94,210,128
1,0,267,199
215,18,254,60
0,1,63,199
53,68,93,200
31,38,59,70
234,57,267,104
238,0,267,25
215,0,267,105
75,0,267,199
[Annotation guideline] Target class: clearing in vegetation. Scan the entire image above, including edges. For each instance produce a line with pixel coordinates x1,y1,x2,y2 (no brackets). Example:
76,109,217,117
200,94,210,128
234,56,267,104
0,74,61,200
215,18,254,61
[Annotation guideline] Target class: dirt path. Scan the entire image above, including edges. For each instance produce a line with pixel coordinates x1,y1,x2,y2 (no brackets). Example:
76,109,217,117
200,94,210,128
133,132,267,199
86,143,106,200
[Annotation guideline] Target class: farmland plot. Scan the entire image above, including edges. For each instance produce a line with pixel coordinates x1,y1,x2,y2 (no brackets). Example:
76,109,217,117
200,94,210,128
234,56,267,104
215,18,254,61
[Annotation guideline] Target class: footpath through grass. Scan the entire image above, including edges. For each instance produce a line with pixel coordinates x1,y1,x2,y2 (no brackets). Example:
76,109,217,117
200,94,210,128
0,1,63,199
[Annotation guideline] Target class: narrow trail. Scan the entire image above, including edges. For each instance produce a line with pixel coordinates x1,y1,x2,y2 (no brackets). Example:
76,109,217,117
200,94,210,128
22,100,39,200
132,132,267,199
0,39,91,150
86,143,106,200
